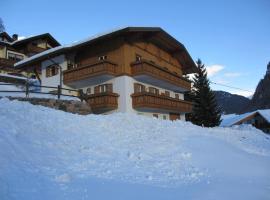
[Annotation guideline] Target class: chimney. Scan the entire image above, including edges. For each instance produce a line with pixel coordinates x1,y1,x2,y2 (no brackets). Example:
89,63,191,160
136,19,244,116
12,34,18,41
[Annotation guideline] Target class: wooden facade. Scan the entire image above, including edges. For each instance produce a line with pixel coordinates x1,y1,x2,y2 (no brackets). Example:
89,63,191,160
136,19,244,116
63,37,191,92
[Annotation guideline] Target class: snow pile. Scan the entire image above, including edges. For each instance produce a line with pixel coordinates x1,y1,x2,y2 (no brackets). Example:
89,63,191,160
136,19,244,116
0,98,270,200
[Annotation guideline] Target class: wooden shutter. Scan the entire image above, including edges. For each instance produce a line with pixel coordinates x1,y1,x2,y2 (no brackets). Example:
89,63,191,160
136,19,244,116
150,87,155,94
141,85,145,92
106,84,113,93
55,66,59,75
46,67,50,77
134,83,140,93
94,86,99,94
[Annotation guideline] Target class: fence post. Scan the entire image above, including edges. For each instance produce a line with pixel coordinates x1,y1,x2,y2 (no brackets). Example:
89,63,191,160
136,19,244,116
57,85,61,99
25,81,29,98
78,89,84,102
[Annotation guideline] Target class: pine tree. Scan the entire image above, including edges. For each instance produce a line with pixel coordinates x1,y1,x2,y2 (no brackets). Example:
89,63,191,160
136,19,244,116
0,17,5,33
190,59,222,127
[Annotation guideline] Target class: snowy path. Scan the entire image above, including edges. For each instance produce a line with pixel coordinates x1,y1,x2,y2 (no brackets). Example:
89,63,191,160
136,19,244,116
0,98,269,200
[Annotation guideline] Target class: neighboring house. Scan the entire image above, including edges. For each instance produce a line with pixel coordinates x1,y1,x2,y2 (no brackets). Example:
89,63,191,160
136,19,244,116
15,27,197,120
0,32,60,77
221,109,270,133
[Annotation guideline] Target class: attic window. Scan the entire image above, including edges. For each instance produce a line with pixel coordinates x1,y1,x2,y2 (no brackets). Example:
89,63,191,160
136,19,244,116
46,65,59,77
135,54,142,62
98,55,107,61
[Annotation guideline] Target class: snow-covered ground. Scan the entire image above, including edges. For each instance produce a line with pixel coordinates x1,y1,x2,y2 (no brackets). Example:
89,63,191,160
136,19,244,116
0,98,270,200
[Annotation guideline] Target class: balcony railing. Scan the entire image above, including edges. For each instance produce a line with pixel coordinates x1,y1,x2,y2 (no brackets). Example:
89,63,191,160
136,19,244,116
0,58,17,67
63,60,118,85
86,92,119,114
131,92,192,113
131,60,191,91
27,45,47,54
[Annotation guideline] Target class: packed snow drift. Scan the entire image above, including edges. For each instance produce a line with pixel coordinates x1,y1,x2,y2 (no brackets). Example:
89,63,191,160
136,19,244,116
0,98,269,200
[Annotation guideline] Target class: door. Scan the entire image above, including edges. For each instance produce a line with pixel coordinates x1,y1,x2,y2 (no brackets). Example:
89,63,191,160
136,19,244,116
169,113,180,121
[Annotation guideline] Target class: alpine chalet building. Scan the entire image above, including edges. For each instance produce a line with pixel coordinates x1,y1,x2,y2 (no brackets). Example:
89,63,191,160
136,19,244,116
15,27,197,120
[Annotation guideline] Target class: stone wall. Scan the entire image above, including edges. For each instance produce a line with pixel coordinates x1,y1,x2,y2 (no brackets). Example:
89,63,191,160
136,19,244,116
3,97,92,115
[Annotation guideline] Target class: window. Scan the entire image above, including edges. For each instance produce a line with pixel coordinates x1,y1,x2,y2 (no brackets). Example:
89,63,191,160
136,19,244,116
149,87,159,95
86,88,91,95
7,52,24,61
175,94,179,99
67,60,75,70
98,55,107,61
94,84,113,94
165,91,170,97
135,54,142,62
163,115,167,120
134,83,145,93
153,114,158,118
46,65,59,77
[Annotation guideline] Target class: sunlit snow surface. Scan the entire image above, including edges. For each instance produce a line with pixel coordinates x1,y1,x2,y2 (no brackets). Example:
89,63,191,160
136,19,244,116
0,98,270,200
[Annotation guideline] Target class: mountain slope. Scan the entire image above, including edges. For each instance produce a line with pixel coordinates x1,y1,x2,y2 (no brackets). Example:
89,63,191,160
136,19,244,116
0,98,270,200
214,90,250,114
244,63,270,112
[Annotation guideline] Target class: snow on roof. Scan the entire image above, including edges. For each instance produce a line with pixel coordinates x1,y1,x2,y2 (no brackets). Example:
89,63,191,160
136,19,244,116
14,27,127,67
221,109,270,126
14,45,65,67
258,110,270,123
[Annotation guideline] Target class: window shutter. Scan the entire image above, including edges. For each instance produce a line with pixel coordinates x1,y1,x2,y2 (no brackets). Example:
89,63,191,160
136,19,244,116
149,87,155,94
106,84,113,93
141,85,145,92
94,86,99,94
46,68,50,77
134,83,139,93
55,66,59,75
165,91,170,97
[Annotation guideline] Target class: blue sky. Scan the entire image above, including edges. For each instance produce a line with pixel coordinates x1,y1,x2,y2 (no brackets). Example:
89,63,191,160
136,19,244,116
1,0,269,96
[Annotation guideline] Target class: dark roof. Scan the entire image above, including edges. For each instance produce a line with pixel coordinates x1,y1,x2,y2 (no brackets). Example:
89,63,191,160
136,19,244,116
15,27,197,74
12,33,60,47
0,32,14,42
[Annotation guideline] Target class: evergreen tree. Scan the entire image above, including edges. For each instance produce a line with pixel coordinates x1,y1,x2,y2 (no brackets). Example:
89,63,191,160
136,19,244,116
190,59,222,127
0,17,5,33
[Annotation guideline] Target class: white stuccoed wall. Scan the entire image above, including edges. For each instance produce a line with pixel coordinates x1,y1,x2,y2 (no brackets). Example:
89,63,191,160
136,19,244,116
41,55,75,95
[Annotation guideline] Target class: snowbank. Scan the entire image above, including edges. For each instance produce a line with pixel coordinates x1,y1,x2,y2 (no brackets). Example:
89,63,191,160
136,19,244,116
0,98,269,200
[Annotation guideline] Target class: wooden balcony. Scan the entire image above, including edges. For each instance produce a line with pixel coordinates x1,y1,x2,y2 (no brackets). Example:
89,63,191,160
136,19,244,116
131,60,191,92
63,60,118,88
0,58,16,68
86,92,119,114
27,44,47,54
131,92,192,113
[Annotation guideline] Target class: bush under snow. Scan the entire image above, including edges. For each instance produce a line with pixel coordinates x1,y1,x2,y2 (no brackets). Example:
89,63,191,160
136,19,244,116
0,98,269,200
